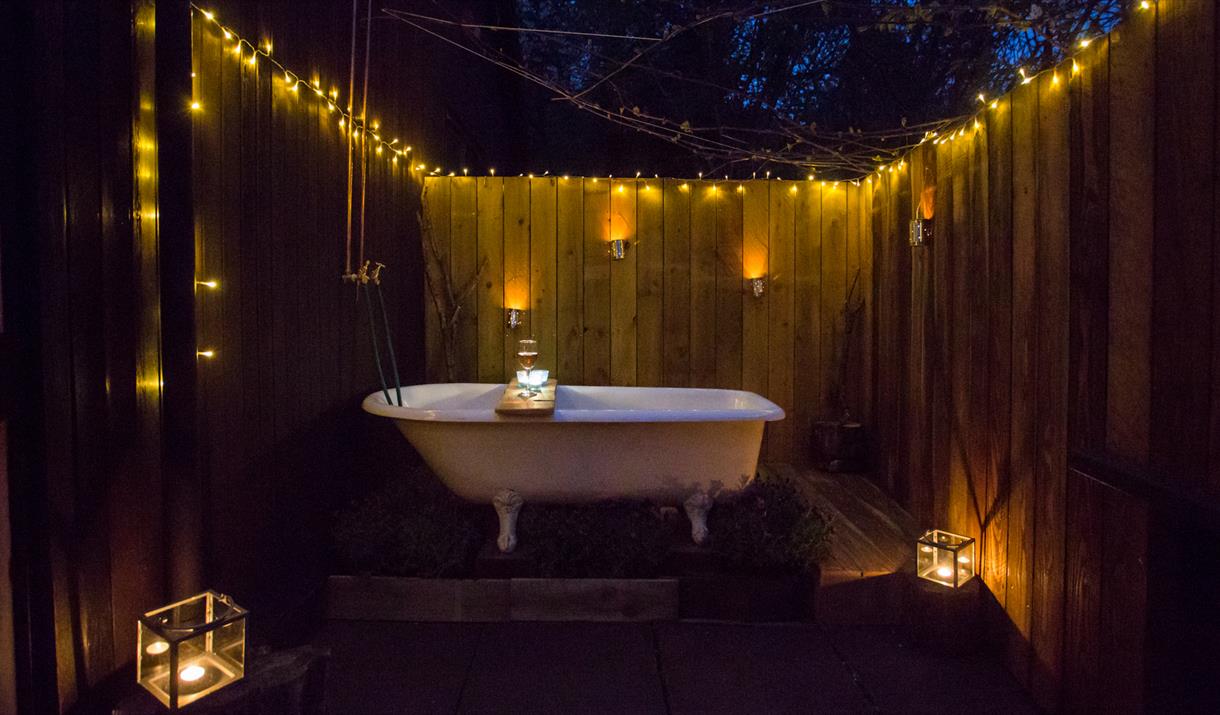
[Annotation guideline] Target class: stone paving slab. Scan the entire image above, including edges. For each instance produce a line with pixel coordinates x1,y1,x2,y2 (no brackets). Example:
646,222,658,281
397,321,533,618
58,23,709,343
655,622,872,713
320,621,480,714
460,622,667,714
316,620,1037,714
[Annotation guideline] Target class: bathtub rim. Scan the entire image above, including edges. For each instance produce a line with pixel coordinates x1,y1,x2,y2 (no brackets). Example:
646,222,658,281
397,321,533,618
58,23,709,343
361,383,785,424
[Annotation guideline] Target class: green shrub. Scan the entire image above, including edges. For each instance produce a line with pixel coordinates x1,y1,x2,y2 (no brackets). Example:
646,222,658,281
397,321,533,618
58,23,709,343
333,469,483,577
518,500,670,578
708,475,833,575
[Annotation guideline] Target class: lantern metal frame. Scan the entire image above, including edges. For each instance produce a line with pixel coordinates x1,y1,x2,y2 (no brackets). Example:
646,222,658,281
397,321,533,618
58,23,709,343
137,590,248,710
916,529,976,588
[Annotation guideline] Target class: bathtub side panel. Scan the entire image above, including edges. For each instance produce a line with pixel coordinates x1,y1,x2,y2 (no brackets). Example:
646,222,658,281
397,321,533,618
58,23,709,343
397,420,765,504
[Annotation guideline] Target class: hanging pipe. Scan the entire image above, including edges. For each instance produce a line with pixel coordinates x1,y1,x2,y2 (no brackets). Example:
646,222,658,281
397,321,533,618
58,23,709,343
370,263,403,406
362,277,392,407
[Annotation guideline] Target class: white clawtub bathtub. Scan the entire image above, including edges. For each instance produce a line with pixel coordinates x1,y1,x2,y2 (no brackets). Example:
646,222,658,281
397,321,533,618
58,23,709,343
362,383,784,551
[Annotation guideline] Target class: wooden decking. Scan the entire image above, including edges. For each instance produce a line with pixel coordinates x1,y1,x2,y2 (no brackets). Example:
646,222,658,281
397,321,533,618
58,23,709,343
764,464,920,624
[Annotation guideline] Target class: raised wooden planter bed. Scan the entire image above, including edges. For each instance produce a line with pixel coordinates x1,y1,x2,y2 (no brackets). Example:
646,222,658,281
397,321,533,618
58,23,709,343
327,569,819,623
327,575,679,622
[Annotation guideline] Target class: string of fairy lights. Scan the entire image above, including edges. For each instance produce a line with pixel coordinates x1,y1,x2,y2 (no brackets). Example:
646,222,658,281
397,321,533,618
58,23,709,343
869,0,1154,182
189,1,1153,185
190,4,431,176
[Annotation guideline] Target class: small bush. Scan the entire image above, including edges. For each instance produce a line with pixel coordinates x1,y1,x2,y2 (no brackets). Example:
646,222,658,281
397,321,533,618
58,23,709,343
518,500,670,578
708,476,833,575
333,469,483,577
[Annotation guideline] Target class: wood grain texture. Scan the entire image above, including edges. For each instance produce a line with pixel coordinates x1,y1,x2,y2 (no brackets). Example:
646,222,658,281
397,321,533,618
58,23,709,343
636,180,664,386
1105,5,1155,465
1152,0,1214,491
450,177,479,381
715,184,743,389
767,184,795,462
793,184,823,463
477,178,505,383
742,183,769,397
583,179,610,385
662,180,691,386
530,178,557,375
1005,78,1038,690
689,183,718,388
609,180,637,386
503,178,532,381
985,97,1013,607
1030,68,1069,712
556,178,584,382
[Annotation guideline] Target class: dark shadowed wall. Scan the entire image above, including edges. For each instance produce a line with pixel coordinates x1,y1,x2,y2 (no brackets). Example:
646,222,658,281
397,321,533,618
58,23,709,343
871,2,1220,711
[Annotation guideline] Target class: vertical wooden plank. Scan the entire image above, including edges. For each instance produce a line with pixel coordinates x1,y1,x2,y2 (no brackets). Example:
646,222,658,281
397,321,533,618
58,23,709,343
1063,470,1104,712
907,147,935,526
663,179,691,387
476,177,504,383
689,182,718,387
1030,67,1069,712
742,182,769,397
986,95,1013,607
874,170,899,496
423,177,450,382
716,182,743,389
503,177,531,380
1006,78,1038,690
968,121,990,555
583,178,611,385
530,177,557,375
890,165,913,502
556,177,583,382
844,182,863,421
794,183,823,463
610,180,637,385
1106,2,1155,465
948,132,972,544
1069,39,1111,452
858,179,875,447
1153,0,1214,493
450,176,479,381
1098,485,1148,710
930,140,954,554
821,183,847,414
636,179,664,386
767,182,796,462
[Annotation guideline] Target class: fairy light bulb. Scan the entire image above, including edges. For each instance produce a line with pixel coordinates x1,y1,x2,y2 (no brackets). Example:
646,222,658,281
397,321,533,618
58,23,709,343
201,9,215,21
190,101,201,111
179,665,206,682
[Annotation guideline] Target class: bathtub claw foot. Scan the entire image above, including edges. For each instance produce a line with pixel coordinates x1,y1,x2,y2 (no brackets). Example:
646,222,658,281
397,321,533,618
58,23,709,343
684,492,713,546
493,489,524,553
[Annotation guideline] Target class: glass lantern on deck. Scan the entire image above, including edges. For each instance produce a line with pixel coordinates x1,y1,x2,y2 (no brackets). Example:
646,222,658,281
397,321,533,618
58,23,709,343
137,590,247,710
916,529,976,588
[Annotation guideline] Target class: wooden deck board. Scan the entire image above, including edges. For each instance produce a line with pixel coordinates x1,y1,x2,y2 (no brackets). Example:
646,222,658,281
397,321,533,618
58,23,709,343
768,465,918,579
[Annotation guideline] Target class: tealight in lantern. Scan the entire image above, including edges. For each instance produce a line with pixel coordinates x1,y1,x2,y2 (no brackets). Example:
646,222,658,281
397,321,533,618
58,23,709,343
916,529,975,588
138,590,247,710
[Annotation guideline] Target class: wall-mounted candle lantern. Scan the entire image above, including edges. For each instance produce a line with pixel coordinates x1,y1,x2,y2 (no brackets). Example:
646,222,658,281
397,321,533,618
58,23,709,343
608,238,627,260
138,590,247,710
916,529,975,588
749,277,767,298
506,308,523,330
909,218,933,247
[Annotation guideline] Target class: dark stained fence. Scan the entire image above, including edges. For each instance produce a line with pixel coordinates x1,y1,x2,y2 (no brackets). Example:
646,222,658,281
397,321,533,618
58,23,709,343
189,8,425,628
871,2,1220,710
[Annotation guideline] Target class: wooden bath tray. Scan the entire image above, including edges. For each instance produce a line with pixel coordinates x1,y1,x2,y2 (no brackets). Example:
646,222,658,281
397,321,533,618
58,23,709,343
495,379,558,416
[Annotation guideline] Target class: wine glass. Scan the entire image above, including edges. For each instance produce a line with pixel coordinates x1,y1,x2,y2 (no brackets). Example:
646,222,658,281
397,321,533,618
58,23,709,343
517,338,539,398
